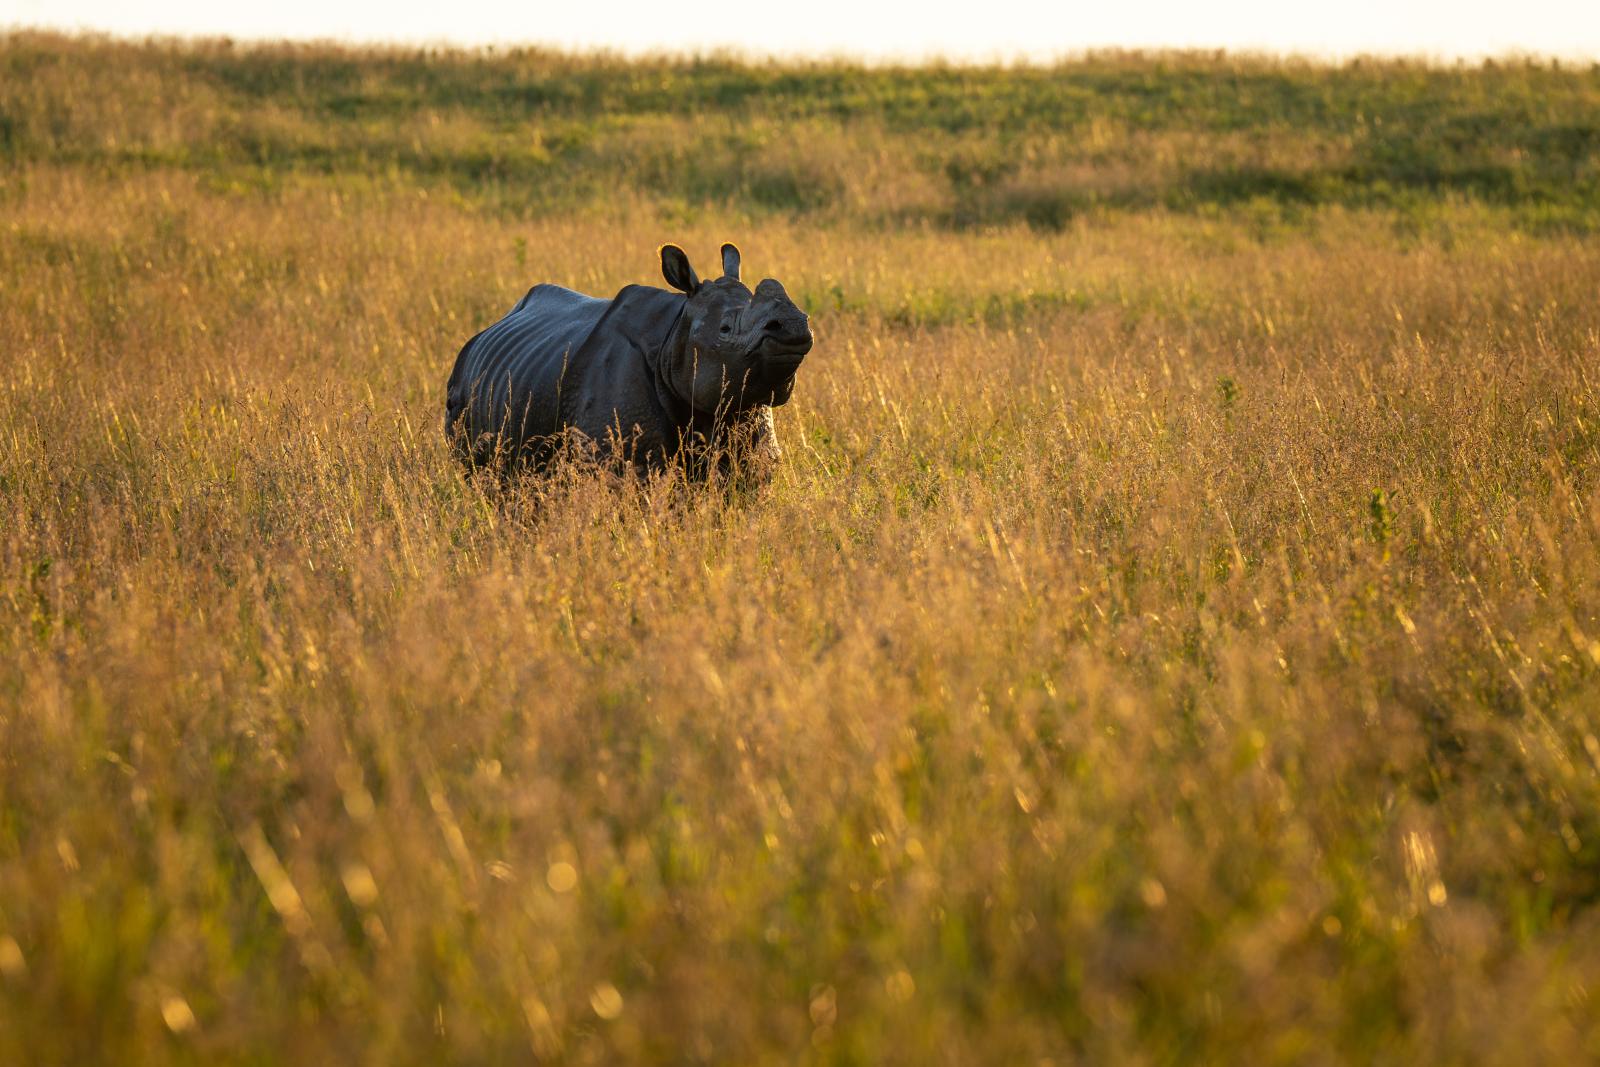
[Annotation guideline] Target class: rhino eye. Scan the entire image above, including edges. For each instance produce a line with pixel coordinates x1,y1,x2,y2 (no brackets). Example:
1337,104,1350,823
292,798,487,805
719,323,732,334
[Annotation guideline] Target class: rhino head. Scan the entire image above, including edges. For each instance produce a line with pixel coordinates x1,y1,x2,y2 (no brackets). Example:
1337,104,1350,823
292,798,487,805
659,242,813,414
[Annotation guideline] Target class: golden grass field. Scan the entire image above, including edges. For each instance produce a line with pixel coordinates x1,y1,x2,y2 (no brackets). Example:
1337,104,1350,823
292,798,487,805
4,32,1600,1065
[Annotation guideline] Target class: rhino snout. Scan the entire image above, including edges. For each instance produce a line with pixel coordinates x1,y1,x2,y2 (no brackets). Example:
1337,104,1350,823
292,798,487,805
757,308,812,354
763,314,810,343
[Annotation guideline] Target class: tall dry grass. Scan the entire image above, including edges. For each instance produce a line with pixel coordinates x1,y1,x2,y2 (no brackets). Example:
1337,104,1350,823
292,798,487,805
4,34,1600,1066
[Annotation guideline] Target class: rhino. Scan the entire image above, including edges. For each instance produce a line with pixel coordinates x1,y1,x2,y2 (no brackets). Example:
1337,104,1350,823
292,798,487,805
445,242,812,476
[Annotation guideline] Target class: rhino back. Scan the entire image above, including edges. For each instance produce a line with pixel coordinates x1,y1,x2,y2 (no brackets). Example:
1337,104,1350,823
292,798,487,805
554,284,688,463
445,284,610,460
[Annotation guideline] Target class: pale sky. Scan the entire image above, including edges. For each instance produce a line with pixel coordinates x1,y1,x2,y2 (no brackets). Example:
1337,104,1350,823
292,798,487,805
9,0,1600,62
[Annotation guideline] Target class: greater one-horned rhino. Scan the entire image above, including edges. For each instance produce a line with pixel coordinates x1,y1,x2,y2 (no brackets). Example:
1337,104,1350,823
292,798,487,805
445,242,812,476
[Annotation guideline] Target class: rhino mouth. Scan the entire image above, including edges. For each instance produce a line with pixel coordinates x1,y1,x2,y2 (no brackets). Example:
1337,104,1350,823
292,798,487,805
728,335,808,407
734,359,802,407
754,335,812,365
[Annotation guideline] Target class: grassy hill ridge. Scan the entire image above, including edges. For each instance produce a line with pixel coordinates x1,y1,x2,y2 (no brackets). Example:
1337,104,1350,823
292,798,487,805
5,32,1600,230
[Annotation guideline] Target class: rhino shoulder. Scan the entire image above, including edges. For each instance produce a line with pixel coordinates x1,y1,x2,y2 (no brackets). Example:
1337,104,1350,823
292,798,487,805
514,282,611,319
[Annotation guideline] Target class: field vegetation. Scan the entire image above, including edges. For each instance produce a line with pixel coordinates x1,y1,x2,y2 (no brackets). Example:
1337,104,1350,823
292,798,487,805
4,31,1600,1064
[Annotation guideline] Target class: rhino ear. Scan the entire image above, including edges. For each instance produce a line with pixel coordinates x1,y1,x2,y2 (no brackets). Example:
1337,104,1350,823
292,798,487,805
720,242,741,282
660,244,700,294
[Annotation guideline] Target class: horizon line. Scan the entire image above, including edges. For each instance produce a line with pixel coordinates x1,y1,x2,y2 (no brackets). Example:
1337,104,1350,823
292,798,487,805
7,24,1600,69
